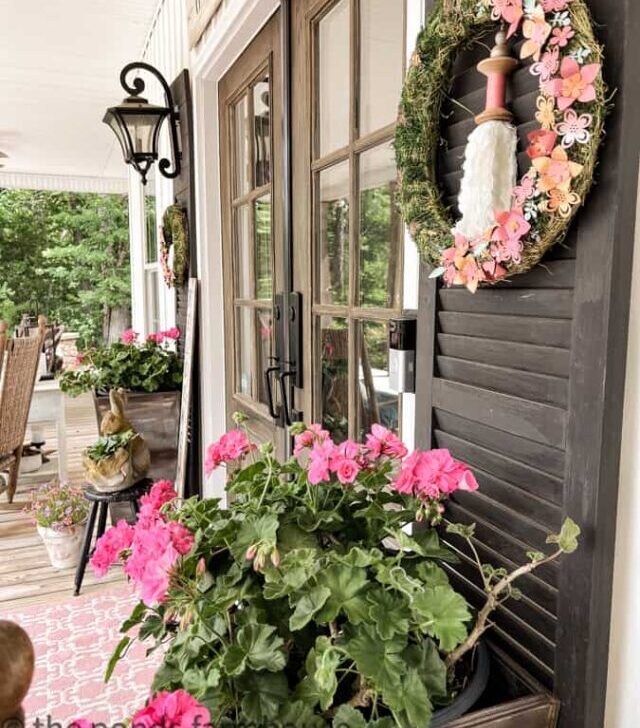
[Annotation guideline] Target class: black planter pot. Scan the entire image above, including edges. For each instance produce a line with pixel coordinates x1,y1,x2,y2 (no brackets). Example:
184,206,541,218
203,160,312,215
431,642,491,727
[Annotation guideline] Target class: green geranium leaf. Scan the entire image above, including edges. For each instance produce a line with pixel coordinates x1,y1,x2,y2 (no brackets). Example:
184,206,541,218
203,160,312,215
546,517,581,554
278,700,326,728
290,585,332,631
224,624,286,675
344,624,407,697
316,564,369,622
375,562,423,597
238,671,289,723
367,588,410,640
313,637,343,710
394,668,433,727
335,546,383,568
232,514,279,562
413,561,450,588
411,586,471,652
446,522,476,540
403,637,447,699
332,704,367,728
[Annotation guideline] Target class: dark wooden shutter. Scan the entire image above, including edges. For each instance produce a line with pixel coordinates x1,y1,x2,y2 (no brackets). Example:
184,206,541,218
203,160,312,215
171,70,202,497
415,2,640,726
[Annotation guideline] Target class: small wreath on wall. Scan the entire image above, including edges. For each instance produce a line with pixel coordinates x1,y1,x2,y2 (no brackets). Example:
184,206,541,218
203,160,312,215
395,0,606,292
160,204,189,289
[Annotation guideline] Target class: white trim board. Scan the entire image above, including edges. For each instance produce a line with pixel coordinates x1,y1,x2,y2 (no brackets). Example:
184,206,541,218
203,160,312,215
0,171,128,195
190,0,280,499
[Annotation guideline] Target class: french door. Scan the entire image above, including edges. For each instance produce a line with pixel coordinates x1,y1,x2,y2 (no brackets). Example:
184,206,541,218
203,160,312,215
219,0,407,451
292,0,407,443
219,11,290,456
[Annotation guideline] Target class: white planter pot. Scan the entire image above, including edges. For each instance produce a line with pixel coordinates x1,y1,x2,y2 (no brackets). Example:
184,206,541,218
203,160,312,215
37,523,85,569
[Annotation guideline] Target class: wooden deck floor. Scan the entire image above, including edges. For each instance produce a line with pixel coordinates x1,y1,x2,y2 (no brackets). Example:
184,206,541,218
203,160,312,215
0,393,124,611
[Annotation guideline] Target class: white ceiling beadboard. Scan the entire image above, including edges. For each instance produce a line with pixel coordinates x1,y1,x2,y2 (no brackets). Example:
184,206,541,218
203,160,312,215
0,0,161,192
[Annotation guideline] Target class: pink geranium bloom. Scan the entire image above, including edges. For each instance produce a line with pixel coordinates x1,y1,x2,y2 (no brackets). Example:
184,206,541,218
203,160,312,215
132,690,210,728
365,424,408,460
121,328,138,344
333,457,361,485
392,448,479,499
167,521,195,555
146,332,165,344
70,721,93,728
90,520,134,577
308,439,336,485
161,327,181,340
293,424,330,456
549,57,601,111
205,429,255,474
549,25,575,48
140,480,178,512
527,129,558,159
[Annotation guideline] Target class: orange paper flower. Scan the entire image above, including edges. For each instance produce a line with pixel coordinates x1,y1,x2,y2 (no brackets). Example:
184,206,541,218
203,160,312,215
543,188,581,218
531,146,583,193
520,6,552,61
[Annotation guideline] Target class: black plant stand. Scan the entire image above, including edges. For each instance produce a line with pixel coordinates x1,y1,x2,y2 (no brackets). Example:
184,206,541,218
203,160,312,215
73,478,152,596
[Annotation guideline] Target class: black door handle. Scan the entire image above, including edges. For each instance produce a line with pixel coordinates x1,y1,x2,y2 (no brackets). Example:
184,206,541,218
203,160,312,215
264,362,281,421
277,369,298,427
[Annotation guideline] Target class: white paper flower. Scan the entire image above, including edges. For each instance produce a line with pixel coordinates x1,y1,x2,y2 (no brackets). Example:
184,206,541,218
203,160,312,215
555,109,593,148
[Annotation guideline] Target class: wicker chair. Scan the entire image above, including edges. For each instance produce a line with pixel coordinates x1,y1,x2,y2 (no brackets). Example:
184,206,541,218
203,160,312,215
0,318,45,503
0,321,7,376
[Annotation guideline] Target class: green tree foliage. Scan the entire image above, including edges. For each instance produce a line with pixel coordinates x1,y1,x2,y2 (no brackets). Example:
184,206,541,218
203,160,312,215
0,188,130,346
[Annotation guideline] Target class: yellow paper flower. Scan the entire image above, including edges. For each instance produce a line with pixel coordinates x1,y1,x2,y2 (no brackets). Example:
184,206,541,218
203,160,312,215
535,95,556,130
542,188,581,218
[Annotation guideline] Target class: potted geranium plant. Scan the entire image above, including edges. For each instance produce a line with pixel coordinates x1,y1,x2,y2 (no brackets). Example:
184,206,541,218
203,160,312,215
91,421,579,727
26,480,89,569
58,328,183,478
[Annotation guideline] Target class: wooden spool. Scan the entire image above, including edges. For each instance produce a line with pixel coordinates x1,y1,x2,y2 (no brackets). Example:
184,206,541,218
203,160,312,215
475,27,519,125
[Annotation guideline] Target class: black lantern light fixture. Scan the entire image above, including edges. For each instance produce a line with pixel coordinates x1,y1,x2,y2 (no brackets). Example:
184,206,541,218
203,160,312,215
103,62,181,184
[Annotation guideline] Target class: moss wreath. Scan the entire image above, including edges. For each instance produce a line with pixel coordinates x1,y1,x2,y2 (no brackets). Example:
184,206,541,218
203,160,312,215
160,205,189,289
395,0,606,290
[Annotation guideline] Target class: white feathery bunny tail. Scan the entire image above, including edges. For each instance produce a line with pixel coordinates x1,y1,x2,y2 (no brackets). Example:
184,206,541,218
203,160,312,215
453,120,518,240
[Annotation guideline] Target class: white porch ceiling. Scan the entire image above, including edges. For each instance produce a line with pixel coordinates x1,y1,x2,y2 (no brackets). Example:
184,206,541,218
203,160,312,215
0,0,161,193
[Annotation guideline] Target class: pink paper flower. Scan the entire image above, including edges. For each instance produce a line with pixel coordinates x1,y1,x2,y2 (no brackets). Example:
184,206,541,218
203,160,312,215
365,424,408,460
205,430,256,474
555,108,592,148
121,328,139,344
527,129,558,159
441,233,469,268
494,208,531,243
512,174,536,206
531,145,584,192
457,257,485,294
549,25,575,48
541,0,573,10
520,6,552,61
132,690,211,728
549,57,601,111
489,0,523,38
530,47,560,83
70,721,94,728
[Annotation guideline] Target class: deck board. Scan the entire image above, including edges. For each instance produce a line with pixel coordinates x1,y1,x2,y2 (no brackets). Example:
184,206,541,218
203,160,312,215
0,392,126,611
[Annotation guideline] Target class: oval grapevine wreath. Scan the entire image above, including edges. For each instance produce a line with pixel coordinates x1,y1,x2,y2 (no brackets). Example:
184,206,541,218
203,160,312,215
395,0,606,291
160,204,189,288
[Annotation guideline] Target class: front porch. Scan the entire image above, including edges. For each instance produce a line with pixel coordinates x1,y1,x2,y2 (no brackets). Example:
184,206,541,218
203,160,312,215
0,393,122,610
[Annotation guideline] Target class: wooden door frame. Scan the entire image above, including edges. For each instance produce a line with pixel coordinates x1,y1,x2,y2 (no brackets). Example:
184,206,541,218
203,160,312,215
414,1,640,726
218,10,286,448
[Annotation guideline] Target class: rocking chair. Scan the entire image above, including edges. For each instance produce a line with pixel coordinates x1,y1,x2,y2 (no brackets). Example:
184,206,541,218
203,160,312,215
0,317,45,503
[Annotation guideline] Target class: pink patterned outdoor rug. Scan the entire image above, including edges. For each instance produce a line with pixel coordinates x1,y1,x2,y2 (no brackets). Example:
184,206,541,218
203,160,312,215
4,587,162,724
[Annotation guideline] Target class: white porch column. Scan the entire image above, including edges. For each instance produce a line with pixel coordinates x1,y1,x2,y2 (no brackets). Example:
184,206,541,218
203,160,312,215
128,167,147,336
